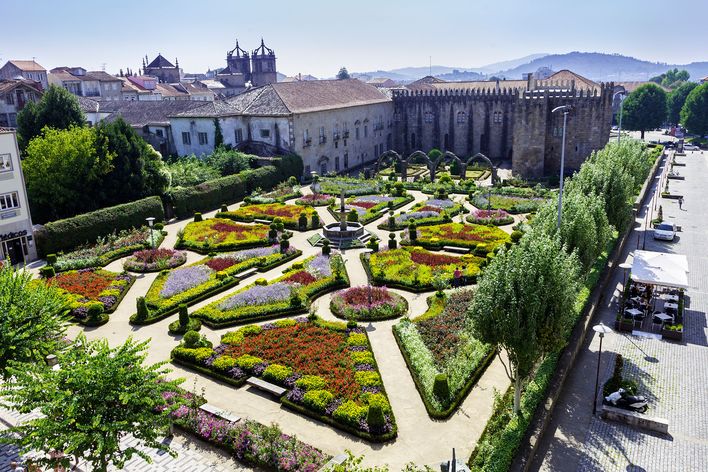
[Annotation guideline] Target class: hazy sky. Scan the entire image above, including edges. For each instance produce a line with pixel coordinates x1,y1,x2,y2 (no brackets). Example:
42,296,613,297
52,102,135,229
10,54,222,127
3,0,707,78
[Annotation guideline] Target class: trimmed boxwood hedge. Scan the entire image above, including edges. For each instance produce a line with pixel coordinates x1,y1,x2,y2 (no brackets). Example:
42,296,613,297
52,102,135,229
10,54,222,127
35,196,165,256
165,166,281,219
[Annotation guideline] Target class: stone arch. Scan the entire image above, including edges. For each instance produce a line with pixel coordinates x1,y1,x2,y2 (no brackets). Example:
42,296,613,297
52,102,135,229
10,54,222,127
375,150,409,181
465,152,498,184
317,155,330,176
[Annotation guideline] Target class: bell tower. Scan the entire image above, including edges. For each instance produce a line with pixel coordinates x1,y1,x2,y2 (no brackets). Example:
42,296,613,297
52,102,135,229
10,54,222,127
225,40,251,82
251,38,277,87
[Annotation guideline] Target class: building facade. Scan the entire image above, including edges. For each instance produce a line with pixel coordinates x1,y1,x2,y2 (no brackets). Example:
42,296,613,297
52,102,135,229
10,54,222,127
0,60,48,90
393,70,614,177
0,80,43,128
49,67,123,101
0,129,37,265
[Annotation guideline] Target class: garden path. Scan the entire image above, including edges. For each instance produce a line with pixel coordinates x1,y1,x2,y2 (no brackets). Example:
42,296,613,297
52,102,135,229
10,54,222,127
46,184,515,470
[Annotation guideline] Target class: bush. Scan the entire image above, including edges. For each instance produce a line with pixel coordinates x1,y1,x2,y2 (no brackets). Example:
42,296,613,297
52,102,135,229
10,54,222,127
333,400,367,427
166,166,280,219
183,330,201,348
510,230,523,243
263,363,292,383
46,254,57,266
433,373,450,400
322,239,331,256
303,389,334,413
179,304,189,327
193,212,203,222
211,355,237,372
408,222,417,241
367,404,386,430
135,296,149,321
220,204,228,213
311,213,320,227
35,196,165,256
388,233,397,249
168,317,201,335
295,375,327,391
347,209,359,222
40,265,55,278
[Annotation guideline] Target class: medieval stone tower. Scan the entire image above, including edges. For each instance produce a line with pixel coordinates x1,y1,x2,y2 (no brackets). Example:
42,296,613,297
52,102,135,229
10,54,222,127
225,41,251,80
250,39,277,87
142,54,181,83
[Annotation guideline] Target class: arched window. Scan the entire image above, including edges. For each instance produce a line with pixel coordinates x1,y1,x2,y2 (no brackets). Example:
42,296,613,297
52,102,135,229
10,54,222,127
457,111,466,124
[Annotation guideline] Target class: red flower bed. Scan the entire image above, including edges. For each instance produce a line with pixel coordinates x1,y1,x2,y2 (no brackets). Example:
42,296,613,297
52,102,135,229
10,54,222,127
339,286,393,306
281,270,317,285
211,222,251,234
349,201,378,209
50,270,114,299
205,257,238,271
410,250,461,267
131,248,178,264
417,205,444,213
226,323,359,400
417,290,474,366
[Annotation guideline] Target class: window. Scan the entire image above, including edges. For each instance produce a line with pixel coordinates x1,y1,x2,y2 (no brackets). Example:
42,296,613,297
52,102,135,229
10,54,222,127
5,94,14,105
0,153,12,172
0,192,19,210
8,114,16,128
235,128,243,143
457,111,466,124
355,127,360,139
364,125,368,138
259,129,270,139
198,132,208,145
182,132,191,145
344,152,349,169
493,111,503,124
319,127,326,144
335,156,340,172
303,129,311,146
424,111,434,124
155,129,164,138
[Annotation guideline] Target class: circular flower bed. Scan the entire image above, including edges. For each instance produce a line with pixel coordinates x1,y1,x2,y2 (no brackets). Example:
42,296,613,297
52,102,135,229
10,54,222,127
466,209,514,226
123,248,187,273
330,286,408,321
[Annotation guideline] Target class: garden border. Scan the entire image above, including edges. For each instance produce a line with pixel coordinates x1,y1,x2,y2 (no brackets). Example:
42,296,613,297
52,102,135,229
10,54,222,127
326,194,415,225
77,273,136,327
329,288,409,322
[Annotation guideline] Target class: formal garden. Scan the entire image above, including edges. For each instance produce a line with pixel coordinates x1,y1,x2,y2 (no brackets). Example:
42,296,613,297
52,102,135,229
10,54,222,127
176,218,280,253
378,198,465,230
217,203,320,230
402,222,510,253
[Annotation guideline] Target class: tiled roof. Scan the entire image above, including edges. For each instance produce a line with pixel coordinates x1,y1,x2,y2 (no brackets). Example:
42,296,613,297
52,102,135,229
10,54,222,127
406,75,447,91
0,79,43,94
542,69,600,91
7,60,46,72
98,100,208,127
146,54,175,69
155,83,188,97
77,96,100,113
87,71,122,82
425,79,528,92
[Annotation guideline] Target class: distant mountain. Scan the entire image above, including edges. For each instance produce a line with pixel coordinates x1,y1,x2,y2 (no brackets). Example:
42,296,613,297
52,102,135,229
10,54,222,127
474,54,549,74
495,52,708,82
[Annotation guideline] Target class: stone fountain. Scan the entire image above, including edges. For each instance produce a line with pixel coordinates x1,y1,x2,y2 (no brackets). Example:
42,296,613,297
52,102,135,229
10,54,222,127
321,191,368,246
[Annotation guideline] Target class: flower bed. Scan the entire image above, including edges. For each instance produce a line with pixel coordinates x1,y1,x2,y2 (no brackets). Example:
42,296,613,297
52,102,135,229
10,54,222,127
402,222,510,254
313,177,384,196
134,245,301,324
393,290,494,417
162,389,330,470
216,203,319,230
471,187,547,214
466,209,514,226
48,268,134,325
172,317,397,441
123,248,187,272
243,182,301,204
377,198,464,230
52,227,165,272
193,255,349,328
363,247,484,291
331,194,414,224
177,219,277,253
330,286,408,321
296,193,335,207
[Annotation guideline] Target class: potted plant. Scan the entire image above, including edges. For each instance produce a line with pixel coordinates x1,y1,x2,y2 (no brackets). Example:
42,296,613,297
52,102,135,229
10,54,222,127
661,323,683,341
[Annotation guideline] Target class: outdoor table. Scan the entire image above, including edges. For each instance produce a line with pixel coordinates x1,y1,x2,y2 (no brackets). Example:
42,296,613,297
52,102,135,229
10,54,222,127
630,296,644,303
625,308,643,317
661,294,679,302
655,313,674,323
665,302,679,310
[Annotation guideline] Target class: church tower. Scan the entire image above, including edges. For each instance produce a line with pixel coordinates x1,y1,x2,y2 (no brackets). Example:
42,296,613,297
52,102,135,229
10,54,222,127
250,38,277,86
225,40,251,81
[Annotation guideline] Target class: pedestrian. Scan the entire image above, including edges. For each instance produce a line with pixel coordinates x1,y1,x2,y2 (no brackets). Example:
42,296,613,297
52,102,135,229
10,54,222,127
453,267,462,288
678,196,683,210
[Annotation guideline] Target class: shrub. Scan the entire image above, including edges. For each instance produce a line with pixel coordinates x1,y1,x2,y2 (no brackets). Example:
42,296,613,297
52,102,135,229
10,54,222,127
510,230,523,243
173,346,214,364
179,303,189,327
183,330,201,348
193,212,203,222
303,389,334,413
40,265,55,278
46,254,57,266
220,204,228,212
355,371,382,387
322,239,331,256
408,222,417,241
367,404,386,430
34,196,165,256
296,375,327,391
333,401,367,427
86,302,105,324
255,278,268,286
298,213,308,229
311,213,320,227
433,373,450,400
347,209,359,222
235,354,263,370
263,363,292,383
135,296,149,321
388,233,397,249
212,355,237,372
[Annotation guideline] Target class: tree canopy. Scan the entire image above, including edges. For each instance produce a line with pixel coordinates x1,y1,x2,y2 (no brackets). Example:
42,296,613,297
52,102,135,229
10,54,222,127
621,83,667,139
680,82,708,138
16,85,85,150
0,335,182,471
666,81,698,125
0,264,69,377
336,67,351,80
467,232,580,413
649,68,689,89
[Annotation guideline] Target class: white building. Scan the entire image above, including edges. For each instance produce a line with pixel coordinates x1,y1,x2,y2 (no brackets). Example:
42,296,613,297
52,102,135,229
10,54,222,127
0,129,37,265
169,79,394,176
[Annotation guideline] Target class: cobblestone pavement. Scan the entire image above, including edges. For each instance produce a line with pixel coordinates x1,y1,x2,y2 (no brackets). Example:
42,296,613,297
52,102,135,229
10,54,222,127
532,149,708,472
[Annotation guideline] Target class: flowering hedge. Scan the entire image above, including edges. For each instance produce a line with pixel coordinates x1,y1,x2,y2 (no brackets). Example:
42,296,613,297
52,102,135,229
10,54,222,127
177,219,277,253
377,198,464,230
172,317,397,440
331,194,414,224
123,248,187,273
295,193,335,207
313,177,384,196
363,247,484,290
243,182,302,204
193,255,349,328
330,286,408,321
52,227,165,272
393,290,494,417
402,223,510,253
470,187,547,214
134,245,300,324
216,203,319,230
47,268,134,325
466,209,514,226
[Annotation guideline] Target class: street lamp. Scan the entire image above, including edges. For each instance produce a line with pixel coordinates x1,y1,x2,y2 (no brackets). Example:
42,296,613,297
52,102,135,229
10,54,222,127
613,91,626,144
592,322,612,415
619,262,632,290
145,217,156,249
552,105,571,229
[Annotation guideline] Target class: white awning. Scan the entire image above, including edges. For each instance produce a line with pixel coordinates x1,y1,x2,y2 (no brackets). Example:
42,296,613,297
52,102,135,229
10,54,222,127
630,250,689,289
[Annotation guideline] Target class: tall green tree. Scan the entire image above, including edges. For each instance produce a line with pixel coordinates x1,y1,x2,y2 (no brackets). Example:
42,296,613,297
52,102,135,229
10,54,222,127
649,68,689,89
621,83,667,139
95,117,170,206
16,85,85,149
680,82,708,138
666,81,697,125
213,118,224,148
22,126,114,222
336,67,351,80
0,335,182,471
467,232,580,414
0,264,68,377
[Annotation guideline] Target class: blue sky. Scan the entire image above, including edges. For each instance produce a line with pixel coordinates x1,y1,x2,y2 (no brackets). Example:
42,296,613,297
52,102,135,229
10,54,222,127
3,0,706,78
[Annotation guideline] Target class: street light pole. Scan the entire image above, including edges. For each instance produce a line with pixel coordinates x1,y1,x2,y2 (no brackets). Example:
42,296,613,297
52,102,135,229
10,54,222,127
145,217,155,249
552,105,571,229
592,323,612,415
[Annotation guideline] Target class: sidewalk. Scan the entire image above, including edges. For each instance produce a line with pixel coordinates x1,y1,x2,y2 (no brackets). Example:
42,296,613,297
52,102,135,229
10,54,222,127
530,150,708,472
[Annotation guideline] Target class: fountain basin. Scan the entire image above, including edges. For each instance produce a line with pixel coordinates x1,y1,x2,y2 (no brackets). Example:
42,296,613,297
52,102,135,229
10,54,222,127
323,222,364,242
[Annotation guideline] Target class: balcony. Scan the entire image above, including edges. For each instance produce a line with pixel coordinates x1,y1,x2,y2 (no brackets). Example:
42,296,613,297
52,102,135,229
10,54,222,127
374,123,384,131
319,136,327,145
343,130,350,139
333,132,340,141
303,138,312,147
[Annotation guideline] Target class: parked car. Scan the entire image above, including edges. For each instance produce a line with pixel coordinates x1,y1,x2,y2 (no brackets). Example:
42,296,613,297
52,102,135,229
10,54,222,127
683,144,700,151
654,222,676,241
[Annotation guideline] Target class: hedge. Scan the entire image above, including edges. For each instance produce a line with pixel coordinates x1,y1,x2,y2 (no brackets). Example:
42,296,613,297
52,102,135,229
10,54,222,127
165,166,281,219
35,196,165,256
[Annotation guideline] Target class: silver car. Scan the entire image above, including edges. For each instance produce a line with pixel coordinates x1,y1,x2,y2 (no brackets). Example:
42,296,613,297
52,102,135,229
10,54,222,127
654,222,676,241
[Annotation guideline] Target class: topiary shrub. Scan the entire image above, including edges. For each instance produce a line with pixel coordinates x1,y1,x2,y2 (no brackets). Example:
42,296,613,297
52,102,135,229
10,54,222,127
433,373,450,400
347,209,359,222
255,278,268,286
280,238,290,252
220,204,228,213
511,230,523,243
193,212,203,222
46,254,57,266
322,239,331,256
179,304,189,327
135,296,149,321
183,330,201,348
290,292,303,308
303,389,334,413
298,212,308,230
367,238,379,252
40,265,55,278
216,271,227,280
367,404,386,431
408,222,417,241
388,232,397,249
311,213,320,228
268,227,278,240
86,302,106,326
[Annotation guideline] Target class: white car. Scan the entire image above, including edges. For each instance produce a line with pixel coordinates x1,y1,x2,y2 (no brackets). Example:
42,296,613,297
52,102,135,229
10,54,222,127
683,144,700,151
654,222,676,241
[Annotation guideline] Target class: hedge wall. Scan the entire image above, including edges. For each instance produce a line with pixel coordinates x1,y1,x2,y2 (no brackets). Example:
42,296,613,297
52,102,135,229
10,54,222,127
35,196,165,256
165,166,280,219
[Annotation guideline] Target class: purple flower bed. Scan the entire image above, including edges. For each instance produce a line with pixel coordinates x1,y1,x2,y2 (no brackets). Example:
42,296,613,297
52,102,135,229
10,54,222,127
395,210,440,224
425,198,456,209
306,255,332,278
227,244,282,262
218,282,292,310
159,265,213,298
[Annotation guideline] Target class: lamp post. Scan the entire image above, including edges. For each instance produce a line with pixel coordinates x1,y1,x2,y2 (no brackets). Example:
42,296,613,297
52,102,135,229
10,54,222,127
145,217,155,249
592,322,612,415
613,91,626,144
619,262,632,290
552,105,571,229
